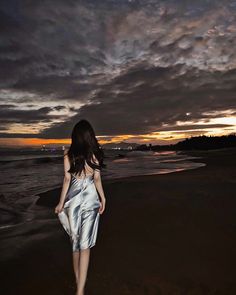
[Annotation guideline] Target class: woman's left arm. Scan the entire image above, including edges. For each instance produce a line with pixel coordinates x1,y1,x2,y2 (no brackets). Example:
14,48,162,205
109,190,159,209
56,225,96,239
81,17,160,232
58,150,71,205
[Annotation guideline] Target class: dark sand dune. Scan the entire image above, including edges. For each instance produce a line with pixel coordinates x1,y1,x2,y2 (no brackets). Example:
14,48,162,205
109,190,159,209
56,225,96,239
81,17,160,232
1,148,236,295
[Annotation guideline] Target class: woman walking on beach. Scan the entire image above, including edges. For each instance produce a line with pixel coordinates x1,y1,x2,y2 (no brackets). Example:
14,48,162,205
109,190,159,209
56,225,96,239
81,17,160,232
54,119,106,295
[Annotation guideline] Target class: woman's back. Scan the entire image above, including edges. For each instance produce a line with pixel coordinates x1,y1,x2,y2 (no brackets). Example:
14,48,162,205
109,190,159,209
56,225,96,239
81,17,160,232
69,151,99,181
73,160,94,180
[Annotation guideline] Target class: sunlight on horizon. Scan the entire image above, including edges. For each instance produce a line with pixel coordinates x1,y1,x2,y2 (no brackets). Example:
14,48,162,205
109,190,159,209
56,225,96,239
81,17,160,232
1,110,235,148
0,127,235,148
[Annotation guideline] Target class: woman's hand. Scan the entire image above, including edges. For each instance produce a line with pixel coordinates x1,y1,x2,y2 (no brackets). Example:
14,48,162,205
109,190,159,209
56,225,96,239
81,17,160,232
98,198,106,215
55,202,64,214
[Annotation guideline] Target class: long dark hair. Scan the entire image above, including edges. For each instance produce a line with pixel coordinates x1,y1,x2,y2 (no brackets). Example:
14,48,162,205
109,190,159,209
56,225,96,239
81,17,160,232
65,119,105,177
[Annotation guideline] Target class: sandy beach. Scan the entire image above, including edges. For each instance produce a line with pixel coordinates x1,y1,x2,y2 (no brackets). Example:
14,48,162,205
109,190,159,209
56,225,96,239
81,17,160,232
1,147,236,295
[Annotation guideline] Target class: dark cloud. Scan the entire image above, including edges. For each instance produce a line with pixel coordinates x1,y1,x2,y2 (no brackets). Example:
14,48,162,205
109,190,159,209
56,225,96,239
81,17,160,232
53,105,66,111
158,124,233,131
0,106,61,124
0,0,236,142
12,77,99,101
0,132,38,138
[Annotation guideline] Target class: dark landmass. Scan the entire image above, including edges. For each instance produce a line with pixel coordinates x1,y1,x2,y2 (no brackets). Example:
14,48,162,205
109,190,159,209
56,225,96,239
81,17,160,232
136,134,236,152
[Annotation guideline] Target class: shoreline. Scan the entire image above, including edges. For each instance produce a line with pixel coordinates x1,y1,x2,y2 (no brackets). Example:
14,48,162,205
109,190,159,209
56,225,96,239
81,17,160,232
37,146,236,204
36,148,208,208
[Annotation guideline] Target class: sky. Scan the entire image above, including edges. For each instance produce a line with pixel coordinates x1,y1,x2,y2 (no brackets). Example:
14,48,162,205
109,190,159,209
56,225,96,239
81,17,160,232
0,0,236,147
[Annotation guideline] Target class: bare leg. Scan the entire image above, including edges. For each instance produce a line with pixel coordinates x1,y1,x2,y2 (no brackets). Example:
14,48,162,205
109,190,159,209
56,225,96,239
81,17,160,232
72,251,80,284
76,248,91,295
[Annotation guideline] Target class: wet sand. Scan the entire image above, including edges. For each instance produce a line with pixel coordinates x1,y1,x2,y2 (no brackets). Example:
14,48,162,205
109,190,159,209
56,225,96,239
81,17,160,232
1,147,236,295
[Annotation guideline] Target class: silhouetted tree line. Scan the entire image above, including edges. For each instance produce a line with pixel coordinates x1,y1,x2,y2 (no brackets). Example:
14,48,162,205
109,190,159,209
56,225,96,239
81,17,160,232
135,134,236,151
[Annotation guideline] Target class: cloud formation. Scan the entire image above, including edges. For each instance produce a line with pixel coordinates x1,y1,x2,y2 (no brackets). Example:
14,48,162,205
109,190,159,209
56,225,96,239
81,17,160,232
0,0,236,144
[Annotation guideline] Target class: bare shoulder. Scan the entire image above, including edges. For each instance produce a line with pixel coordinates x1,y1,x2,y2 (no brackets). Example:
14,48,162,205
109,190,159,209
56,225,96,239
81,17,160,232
63,149,70,163
64,148,69,156
92,153,99,164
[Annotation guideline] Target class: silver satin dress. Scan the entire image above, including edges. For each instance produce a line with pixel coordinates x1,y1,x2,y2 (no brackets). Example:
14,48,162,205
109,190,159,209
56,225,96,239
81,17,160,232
58,174,101,252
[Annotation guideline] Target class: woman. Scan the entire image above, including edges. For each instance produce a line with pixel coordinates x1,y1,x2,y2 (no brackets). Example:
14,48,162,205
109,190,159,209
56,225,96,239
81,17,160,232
54,119,106,295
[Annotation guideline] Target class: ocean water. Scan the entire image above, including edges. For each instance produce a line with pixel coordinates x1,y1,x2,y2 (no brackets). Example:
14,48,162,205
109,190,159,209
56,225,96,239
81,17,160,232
0,149,205,228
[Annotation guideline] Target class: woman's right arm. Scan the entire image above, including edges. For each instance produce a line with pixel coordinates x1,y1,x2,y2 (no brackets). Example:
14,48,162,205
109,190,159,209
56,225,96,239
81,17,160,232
92,154,106,214
55,149,71,213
